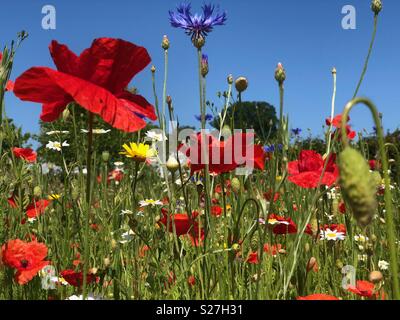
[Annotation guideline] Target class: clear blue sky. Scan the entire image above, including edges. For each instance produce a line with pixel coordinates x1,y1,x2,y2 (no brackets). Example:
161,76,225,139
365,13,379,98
1,0,399,143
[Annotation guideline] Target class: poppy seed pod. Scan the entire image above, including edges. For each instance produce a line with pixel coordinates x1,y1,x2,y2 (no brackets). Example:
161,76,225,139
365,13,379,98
274,63,286,84
161,35,170,50
339,147,377,226
235,77,248,93
371,0,382,15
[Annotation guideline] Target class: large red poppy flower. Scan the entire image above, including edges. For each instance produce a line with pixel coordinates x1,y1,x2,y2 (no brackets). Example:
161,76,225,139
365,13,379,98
326,114,356,140
60,269,96,287
25,199,50,219
159,209,204,246
181,132,266,175
13,38,157,132
288,150,338,188
12,147,37,163
268,214,297,235
297,294,339,300
347,280,376,298
1,239,49,285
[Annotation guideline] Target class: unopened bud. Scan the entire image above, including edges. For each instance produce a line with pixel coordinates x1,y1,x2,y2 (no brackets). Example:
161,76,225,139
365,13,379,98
104,257,111,267
306,257,317,273
274,63,286,84
33,186,42,197
369,270,383,283
227,74,233,85
371,0,382,15
201,54,209,77
102,151,110,162
166,155,180,172
231,177,241,193
62,107,70,121
161,35,170,50
151,65,156,73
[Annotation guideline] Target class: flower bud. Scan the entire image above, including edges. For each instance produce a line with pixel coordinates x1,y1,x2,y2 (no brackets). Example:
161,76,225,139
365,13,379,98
306,257,317,273
231,243,241,252
192,35,205,49
227,74,233,84
231,177,241,193
274,63,286,84
235,76,248,93
304,242,310,253
104,257,111,267
161,35,170,50
151,65,156,73
369,270,383,283
33,186,42,197
62,107,70,121
339,147,377,226
102,151,110,162
201,54,209,78
166,155,180,172
371,0,382,15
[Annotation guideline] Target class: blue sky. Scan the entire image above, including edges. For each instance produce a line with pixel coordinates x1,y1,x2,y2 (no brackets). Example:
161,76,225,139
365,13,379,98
1,0,399,143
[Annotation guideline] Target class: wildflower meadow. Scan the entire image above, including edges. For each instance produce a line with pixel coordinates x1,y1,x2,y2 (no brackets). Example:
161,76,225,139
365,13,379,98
1,0,400,303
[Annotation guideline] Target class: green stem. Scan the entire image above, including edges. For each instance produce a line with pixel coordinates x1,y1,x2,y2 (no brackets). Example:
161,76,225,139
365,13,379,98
353,15,378,98
341,97,400,300
82,111,94,299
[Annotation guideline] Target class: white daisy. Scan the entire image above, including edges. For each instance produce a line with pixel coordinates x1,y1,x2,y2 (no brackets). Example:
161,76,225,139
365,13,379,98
81,128,111,134
354,234,369,243
120,209,133,216
139,199,163,207
145,130,167,142
114,161,124,167
46,141,69,152
378,260,389,271
119,230,135,244
320,228,346,241
66,294,102,300
46,130,69,136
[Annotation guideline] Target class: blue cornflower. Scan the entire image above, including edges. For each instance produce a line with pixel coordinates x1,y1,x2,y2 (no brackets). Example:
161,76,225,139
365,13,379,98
169,3,227,43
195,114,213,122
291,128,302,136
264,145,275,153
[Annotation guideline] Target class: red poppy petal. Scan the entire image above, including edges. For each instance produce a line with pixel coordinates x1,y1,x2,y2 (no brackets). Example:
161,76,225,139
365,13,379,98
78,38,151,92
40,101,68,122
288,171,322,188
117,91,157,121
6,80,14,91
49,40,80,75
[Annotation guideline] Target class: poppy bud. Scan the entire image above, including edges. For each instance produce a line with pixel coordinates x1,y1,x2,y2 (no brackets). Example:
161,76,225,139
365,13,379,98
371,0,382,15
235,76,248,93
306,257,317,273
231,177,241,193
166,155,180,172
304,243,310,253
274,63,286,84
369,270,383,283
332,198,339,216
33,186,42,197
339,147,377,226
227,74,233,85
102,151,110,162
62,107,70,120
161,35,170,50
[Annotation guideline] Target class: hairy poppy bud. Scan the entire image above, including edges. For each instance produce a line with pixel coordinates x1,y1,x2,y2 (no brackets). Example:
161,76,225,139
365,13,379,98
304,243,310,253
235,76,248,93
62,107,70,121
369,270,383,283
371,0,382,15
102,151,110,162
274,63,286,84
370,171,382,188
339,147,377,226
161,35,170,50
104,257,111,267
33,186,42,197
231,177,241,193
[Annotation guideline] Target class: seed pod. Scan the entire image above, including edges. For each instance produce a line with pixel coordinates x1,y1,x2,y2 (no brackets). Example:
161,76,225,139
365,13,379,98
235,77,248,93
102,151,110,162
339,147,377,226
33,186,42,197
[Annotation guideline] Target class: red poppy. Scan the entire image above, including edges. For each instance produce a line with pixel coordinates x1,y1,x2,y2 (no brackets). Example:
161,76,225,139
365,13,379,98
297,294,339,300
211,205,223,217
13,38,157,132
268,214,297,235
369,159,380,171
246,251,259,264
338,201,346,214
12,147,37,163
60,269,96,287
288,151,338,188
139,245,150,258
159,209,204,246
97,169,124,184
1,239,49,285
188,275,196,287
347,280,375,298
26,199,50,219
263,189,280,202
181,132,266,175
326,114,356,140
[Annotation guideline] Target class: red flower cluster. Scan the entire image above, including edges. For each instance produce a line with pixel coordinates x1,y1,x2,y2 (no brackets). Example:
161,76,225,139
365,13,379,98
268,214,297,235
1,239,49,285
326,114,356,140
13,38,157,132
181,132,266,175
12,147,37,163
288,150,338,188
8,197,50,219
159,209,204,246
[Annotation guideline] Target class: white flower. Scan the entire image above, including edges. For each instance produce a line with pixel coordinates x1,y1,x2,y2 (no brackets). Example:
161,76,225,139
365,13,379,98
354,234,369,243
120,209,133,216
81,128,111,134
66,294,102,300
46,130,69,136
358,254,368,262
378,260,389,271
46,141,69,152
119,230,135,244
139,199,163,207
320,228,346,241
146,130,167,142
114,161,124,168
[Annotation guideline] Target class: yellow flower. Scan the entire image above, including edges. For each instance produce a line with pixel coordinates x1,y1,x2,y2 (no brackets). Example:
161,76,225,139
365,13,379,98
120,142,156,162
48,194,61,200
